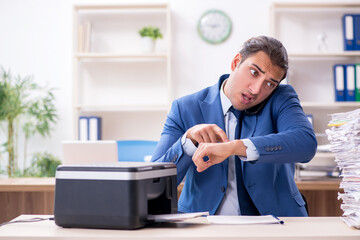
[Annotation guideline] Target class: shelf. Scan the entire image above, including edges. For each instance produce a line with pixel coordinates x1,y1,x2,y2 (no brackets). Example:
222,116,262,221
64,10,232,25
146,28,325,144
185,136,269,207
73,3,171,140
314,152,335,158
75,53,168,60
74,4,168,11
289,52,360,58
301,102,360,108
272,3,360,9
76,104,169,112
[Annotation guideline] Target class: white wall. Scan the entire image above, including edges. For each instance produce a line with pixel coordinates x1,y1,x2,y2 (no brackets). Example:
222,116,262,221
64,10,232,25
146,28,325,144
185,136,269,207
0,0,356,168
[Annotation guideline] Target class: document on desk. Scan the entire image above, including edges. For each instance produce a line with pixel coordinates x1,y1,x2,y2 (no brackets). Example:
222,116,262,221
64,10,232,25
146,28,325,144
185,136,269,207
147,212,209,222
207,215,284,225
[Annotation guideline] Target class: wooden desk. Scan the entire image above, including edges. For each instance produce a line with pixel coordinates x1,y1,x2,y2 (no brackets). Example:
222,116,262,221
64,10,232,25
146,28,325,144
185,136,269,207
0,215,359,239
178,180,342,217
0,178,342,224
296,180,343,216
0,178,55,224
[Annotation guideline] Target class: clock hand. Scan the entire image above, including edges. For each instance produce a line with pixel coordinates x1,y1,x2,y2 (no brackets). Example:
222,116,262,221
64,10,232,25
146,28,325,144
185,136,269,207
202,23,219,28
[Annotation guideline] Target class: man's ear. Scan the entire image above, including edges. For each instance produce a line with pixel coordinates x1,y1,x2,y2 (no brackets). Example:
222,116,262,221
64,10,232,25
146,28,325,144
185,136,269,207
231,53,242,71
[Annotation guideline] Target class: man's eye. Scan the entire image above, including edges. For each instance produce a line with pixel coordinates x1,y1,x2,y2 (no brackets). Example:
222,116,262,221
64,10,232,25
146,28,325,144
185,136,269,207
266,82,275,89
250,69,257,76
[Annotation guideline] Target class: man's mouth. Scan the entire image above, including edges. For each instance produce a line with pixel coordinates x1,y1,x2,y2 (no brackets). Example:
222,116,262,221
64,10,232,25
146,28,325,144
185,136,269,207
242,93,254,104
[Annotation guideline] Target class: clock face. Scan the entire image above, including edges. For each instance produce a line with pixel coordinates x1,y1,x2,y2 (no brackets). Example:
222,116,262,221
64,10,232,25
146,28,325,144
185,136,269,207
197,10,232,44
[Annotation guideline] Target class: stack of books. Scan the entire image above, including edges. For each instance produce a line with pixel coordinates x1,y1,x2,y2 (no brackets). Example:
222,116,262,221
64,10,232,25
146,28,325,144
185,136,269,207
326,108,360,228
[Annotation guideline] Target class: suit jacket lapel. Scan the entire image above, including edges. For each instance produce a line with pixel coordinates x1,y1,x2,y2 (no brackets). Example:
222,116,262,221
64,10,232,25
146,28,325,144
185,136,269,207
199,75,228,175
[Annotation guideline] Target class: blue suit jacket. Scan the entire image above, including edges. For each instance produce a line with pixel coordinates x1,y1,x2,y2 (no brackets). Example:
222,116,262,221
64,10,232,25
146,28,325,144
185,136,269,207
151,75,317,216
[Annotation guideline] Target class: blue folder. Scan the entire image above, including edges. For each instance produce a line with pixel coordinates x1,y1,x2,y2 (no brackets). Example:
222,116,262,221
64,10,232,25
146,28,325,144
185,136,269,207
344,64,356,101
78,116,102,141
334,64,345,102
342,14,355,51
88,116,102,140
354,14,360,50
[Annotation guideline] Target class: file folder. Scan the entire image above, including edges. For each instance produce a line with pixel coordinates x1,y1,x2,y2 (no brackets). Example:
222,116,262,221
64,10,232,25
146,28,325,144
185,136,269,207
354,14,360,50
334,64,345,101
343,14,355,51
89,116,102,140
79,117,89,141
78,116,102,140
356,64,360,101
345,64,356,101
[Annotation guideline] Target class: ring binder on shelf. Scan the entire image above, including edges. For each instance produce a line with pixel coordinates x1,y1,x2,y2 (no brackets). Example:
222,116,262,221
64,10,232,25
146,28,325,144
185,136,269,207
334,64,345,102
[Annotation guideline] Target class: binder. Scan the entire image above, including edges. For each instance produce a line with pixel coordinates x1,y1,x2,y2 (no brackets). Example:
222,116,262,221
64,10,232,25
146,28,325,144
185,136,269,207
89,116,102,141
354,14,360,50
79,116,102,140
334,64,345,102
344,64,356,101
342,14,355,51
79,117,89,141
356,64,360,101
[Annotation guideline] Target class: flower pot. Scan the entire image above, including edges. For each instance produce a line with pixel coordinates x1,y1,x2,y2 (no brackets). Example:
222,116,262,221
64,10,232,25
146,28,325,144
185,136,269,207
141,37,155,53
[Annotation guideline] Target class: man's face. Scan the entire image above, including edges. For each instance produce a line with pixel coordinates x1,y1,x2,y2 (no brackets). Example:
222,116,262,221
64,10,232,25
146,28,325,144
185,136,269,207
224,51,285,111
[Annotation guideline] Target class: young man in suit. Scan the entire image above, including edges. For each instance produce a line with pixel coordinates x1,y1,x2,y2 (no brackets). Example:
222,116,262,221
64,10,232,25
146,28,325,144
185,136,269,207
151,36,317,216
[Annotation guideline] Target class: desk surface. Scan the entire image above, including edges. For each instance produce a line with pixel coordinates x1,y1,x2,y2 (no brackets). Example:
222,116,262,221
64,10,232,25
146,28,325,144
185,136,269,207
0,178,55,192
0,215,359,240
0,178,340,191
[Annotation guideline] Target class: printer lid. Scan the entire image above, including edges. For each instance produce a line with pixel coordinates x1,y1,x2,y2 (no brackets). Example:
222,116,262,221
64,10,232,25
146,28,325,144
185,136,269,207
55,162,176,181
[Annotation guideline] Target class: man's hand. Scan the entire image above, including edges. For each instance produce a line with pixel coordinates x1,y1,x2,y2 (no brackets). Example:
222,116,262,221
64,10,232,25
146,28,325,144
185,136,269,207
192,140,247,172
186,124,228,146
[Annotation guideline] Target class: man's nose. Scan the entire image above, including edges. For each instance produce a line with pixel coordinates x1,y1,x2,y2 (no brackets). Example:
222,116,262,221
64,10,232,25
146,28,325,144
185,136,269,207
249,79,262,95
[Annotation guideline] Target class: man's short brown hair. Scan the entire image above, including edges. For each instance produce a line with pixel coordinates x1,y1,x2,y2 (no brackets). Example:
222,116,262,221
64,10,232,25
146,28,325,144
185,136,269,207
240,36,288,80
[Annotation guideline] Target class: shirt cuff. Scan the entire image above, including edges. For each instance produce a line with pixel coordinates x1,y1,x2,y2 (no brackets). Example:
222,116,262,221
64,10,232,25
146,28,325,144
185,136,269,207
181,133,197,156
239,139,259,161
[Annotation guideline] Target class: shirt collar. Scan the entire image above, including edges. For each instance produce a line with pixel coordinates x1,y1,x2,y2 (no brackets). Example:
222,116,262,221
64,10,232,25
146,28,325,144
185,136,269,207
220,79,233,116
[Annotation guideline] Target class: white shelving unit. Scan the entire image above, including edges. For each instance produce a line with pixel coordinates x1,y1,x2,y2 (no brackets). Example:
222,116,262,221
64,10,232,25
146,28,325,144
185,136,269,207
270,3,360,142
270,3,360,168
72,4,171,141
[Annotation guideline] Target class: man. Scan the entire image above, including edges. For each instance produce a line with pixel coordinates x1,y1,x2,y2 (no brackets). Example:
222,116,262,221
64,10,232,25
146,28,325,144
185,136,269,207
151,36,317,217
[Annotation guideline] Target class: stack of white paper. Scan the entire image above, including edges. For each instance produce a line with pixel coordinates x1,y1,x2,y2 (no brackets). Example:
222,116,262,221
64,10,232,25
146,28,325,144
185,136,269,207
326,108,360,229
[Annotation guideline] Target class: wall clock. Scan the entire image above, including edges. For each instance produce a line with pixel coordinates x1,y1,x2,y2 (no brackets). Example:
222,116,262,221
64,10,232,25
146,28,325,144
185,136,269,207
197,9,232,44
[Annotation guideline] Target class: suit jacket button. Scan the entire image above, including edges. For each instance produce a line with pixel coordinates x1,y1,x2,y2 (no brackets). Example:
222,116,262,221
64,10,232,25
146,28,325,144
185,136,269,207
278,146,282,150
221,186,225,192
171,155,177,162
265,147,270,151
274,146,278,151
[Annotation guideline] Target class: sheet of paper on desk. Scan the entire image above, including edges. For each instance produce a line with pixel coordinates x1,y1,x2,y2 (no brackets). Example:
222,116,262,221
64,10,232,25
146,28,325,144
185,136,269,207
207,215,283,225
147,212,209,222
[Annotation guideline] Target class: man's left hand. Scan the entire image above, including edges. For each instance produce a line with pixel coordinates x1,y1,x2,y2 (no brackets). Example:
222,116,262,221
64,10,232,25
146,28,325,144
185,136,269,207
192,140,247,172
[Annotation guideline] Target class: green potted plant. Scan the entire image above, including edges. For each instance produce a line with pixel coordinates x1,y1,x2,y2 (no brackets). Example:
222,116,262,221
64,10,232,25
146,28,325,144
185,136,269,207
0,67,58,177
18,152,61,178
138,26,163,53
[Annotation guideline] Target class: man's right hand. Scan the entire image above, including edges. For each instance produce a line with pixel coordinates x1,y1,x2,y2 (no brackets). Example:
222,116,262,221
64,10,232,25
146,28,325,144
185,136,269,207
186,124,228,146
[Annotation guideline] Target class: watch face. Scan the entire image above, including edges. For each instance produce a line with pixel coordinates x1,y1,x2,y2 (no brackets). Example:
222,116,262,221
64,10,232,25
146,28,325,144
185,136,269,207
197,9,232,44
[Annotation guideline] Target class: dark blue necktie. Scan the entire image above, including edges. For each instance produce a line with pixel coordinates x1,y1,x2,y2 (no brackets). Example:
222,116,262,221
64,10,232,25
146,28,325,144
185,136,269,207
229,106,259,215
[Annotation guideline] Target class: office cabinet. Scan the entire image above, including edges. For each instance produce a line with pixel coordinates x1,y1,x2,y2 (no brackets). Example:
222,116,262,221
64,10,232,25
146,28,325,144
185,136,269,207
270,3,360,163
72,4,171,140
